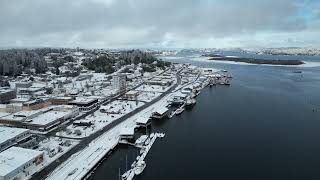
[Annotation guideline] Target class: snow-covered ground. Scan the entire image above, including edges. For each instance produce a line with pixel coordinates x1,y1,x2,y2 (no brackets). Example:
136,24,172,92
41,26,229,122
136,91,162,102
136,84,171,93
15,137,79,180
46,92,172,180
36,137,79,165
57,100,145,139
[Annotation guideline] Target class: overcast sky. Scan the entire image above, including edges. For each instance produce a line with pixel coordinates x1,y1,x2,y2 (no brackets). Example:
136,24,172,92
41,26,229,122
1,0,320,49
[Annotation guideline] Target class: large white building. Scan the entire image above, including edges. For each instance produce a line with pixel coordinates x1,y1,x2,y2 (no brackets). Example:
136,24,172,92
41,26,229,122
0,147,44,180
0,127,31,152
112,74,127,93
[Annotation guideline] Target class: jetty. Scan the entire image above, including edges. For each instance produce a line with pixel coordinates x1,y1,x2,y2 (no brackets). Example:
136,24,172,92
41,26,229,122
121,133,165,180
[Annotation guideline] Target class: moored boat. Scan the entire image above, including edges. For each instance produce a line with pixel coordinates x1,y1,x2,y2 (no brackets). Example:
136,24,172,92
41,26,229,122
134,161,146,175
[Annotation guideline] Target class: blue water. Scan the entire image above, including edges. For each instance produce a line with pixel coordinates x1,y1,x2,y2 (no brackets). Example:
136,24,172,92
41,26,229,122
89,52,320,180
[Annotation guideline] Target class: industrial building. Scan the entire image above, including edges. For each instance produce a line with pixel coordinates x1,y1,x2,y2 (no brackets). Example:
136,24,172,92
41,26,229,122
0,147,44,180
0,126,31,152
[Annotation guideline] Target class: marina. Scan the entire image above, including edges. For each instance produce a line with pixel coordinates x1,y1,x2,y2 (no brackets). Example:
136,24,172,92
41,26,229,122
120,133,165,180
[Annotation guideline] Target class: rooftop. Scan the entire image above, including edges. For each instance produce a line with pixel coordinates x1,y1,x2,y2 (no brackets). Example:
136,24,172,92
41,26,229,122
120,127,135,136
69,97,97,105
0,126,29,144
0,147,43,177
29,110,69,126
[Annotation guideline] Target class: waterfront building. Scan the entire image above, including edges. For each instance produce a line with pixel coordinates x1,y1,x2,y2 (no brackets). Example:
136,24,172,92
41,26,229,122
151,107,169,119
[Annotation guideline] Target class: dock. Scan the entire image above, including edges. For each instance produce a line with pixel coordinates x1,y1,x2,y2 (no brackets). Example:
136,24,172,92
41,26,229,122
121,133,165,180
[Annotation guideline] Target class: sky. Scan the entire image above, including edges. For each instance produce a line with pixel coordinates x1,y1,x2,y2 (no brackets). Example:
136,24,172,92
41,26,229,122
0,0,320,49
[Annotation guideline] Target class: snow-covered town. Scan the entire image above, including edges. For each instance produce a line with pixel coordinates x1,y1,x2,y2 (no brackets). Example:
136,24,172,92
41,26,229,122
0,48,232,180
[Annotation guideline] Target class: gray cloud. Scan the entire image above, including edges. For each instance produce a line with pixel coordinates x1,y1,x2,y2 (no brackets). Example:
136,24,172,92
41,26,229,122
0,0,318,48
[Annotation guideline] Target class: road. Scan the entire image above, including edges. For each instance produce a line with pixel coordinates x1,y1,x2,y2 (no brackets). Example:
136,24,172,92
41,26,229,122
31,67,183,180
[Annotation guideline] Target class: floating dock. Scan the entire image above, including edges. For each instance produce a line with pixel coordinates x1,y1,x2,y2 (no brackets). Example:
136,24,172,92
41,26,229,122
121,133,165,180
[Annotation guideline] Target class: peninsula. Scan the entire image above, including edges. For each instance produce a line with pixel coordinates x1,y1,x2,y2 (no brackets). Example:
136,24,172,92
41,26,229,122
202,54,304,65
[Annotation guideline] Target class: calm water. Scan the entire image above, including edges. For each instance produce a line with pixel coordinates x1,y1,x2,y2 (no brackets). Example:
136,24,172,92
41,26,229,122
89,54,320,180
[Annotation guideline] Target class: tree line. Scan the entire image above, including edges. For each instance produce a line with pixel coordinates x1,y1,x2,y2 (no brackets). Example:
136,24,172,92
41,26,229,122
0,49,48,76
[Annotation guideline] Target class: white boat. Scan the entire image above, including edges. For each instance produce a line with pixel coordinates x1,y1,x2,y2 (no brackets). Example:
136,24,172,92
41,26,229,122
158,133,165,138
134,161,146,175
135,135,148,146
121,170,130,180
175,106,184,115
144,138,150,146
169,111,175,118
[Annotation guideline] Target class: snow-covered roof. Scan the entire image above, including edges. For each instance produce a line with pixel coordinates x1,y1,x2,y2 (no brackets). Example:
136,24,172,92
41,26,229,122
69,97,97,105
29,111,68,126
136,117,150,124
120,127,134,136
0,112,10,118
0,147,43,177
173,92,188,98
0,126,29,144
154,107,169,115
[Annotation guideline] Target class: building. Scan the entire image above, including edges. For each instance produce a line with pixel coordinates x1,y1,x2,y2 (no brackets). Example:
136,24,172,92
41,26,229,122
123,90,139,100
22,98,51,111
0,106,79,132
112,74,127,93
151,107,169,119
0,127,31,152
15,81,32,89
0,147,44,180
68,97,98,111
51,96,75,105
0,89,16,104
119,127,135,140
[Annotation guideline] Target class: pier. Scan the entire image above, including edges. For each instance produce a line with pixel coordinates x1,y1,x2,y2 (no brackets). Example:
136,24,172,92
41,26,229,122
121,133,165,180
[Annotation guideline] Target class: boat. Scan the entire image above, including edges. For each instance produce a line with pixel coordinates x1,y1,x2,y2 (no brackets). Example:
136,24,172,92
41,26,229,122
169,111,175,118
209,78,216,87
175,106,185,115
186,98,196,106
158,133,165,138
134,161,146,175
144,138,150,146
121,170,130,180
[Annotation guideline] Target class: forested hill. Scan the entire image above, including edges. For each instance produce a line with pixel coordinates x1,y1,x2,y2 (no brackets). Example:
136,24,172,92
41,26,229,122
0,49,48,76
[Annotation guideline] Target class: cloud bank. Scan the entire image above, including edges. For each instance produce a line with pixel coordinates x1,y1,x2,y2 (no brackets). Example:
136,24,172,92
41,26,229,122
0,0,319,48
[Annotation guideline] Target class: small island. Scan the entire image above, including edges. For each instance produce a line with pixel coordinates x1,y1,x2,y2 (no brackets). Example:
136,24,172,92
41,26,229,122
202,54,304,65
